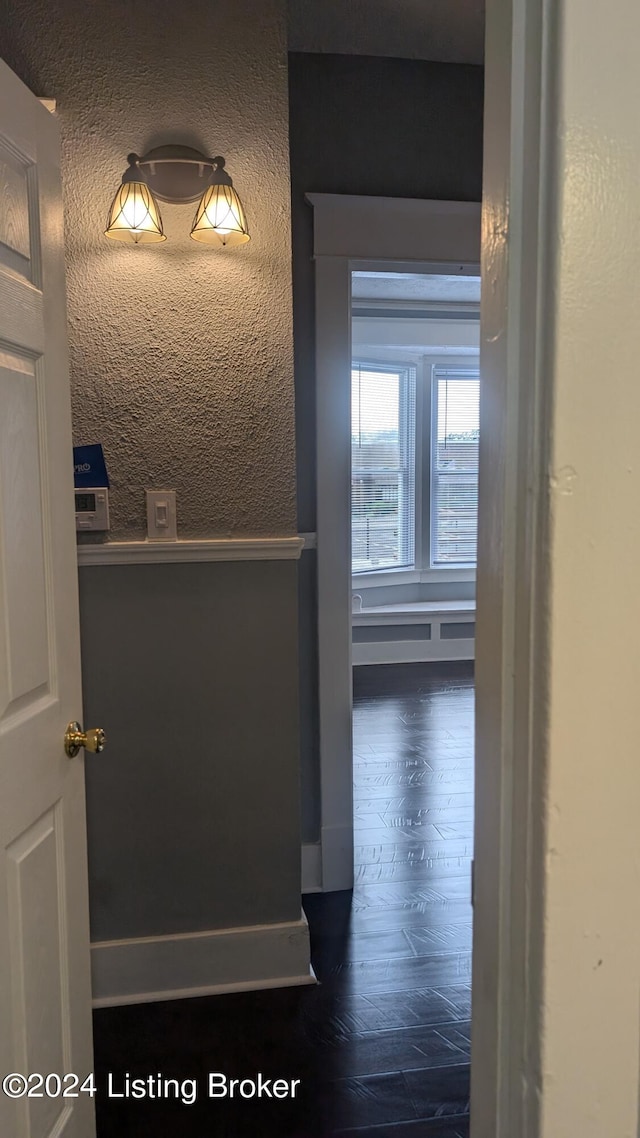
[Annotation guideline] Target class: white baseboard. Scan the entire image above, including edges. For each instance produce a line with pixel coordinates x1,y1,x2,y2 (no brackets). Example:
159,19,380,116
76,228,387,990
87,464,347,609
302,843,322,893
352,639,475,666
91,913,314,1008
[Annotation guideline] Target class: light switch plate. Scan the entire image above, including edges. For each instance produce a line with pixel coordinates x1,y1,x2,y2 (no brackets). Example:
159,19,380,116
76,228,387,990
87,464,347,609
146,490,177,541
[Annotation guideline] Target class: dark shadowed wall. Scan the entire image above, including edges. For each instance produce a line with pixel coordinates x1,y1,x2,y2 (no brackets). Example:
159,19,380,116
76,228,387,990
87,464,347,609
289,54,484,841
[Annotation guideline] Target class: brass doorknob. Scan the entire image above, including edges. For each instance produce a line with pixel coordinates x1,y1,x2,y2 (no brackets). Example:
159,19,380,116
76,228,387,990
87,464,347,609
64,721,107,758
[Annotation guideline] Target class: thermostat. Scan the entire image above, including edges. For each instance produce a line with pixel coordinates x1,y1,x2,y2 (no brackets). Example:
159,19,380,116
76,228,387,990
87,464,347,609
75,487,110,532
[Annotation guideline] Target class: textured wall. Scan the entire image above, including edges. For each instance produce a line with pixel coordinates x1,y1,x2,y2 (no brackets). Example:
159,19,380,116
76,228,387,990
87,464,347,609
0,0,296,539
289,53,484,842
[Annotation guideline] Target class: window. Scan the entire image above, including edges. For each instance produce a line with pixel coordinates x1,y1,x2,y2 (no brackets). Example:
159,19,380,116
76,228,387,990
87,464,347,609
350,357,480,577
351,362,416,573
431,370,480,565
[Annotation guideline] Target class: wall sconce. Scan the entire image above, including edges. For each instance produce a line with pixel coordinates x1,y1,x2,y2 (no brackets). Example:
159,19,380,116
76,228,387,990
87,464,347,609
105,145,250,248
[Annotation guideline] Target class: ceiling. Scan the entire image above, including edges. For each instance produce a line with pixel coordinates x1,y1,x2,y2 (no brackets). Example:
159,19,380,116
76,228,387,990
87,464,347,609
352,272,481,304
352,273,480,356
287,0,485,66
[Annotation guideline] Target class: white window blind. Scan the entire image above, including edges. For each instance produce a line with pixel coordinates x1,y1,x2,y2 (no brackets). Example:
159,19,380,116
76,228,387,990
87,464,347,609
351,362,416,574
432,369,480,565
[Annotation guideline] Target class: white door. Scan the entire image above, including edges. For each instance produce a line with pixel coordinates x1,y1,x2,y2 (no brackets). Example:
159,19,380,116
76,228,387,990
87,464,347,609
0,61,96,1138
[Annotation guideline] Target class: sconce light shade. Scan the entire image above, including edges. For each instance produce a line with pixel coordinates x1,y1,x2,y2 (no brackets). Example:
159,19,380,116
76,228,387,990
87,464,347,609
190,158,250,247
105,156,166,244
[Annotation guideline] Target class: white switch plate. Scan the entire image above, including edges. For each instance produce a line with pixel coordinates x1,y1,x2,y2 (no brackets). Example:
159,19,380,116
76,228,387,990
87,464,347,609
146,490,177,541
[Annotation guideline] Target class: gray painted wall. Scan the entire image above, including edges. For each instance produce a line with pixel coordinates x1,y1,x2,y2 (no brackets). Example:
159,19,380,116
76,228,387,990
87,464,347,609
79,561,301,942
288,0,485,65
289,54,484,841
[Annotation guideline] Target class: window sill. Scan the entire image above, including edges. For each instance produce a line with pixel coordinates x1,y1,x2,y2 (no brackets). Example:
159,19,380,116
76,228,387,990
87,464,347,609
352,598,476,627
352,567,476,590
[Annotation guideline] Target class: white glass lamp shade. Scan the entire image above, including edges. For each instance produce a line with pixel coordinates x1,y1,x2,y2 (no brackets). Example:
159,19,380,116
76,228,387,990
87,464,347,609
105,170,165,244
190,163,250,247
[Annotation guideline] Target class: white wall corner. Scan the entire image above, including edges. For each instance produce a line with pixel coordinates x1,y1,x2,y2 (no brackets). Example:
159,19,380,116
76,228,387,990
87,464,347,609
321,824,354,893
91,913,314,1008
302,842,322,892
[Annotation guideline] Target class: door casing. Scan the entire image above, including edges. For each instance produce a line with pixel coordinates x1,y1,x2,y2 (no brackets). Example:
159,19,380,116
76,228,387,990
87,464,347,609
308,193,481,892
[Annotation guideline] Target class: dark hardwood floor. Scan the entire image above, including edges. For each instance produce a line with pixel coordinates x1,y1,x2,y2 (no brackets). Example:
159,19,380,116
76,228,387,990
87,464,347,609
93,662,474,1137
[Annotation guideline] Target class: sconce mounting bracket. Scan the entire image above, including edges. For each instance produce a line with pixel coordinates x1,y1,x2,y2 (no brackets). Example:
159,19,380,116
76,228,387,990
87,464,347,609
134,145,219,204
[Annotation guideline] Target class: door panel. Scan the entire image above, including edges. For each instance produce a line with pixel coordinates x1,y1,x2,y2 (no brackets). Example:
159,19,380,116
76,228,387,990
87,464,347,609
0,59,96,1138
0,351,50,716
7,808,67,1138
0,140,33,280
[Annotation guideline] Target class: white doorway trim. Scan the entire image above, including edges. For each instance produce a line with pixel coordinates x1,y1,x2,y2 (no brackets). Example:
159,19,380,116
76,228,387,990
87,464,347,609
471,0,555,1133
308,194,481,891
